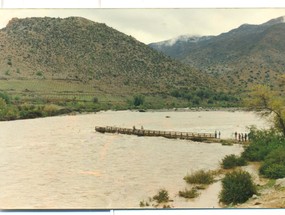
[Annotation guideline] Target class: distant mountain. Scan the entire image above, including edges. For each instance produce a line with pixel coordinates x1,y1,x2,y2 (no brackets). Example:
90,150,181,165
149,16,285,90
149,35,214,58
0,17,222,96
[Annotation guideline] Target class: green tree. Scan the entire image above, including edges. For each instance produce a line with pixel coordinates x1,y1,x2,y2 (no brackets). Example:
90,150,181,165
133,95,145,107
245,85,285,136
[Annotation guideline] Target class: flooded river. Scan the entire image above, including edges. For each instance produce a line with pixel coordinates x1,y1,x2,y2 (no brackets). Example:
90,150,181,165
0,110,268,209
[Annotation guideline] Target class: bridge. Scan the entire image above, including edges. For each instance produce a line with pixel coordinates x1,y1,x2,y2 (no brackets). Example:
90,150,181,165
95,126,217,142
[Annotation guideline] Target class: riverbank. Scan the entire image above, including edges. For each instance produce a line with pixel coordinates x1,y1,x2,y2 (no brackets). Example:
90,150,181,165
237,162,285,208
143,107,247,113
0,104,249,123
239,184,285,208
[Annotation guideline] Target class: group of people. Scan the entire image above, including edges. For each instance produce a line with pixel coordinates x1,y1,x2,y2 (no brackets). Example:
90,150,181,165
234,132,249,142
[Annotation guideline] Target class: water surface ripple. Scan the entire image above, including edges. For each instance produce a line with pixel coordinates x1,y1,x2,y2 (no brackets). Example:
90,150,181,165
0,111,267,209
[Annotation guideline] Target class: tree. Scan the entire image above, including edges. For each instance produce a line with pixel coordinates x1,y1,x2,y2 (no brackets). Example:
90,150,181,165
133,95,145,107
245,85,285,136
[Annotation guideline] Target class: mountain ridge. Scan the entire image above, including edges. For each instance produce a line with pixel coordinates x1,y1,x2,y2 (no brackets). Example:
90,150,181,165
0,16,234,113
0,16,221,95
149,16,285,91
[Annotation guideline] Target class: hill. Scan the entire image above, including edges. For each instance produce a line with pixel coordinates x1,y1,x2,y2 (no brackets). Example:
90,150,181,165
149,16,285,92
0,17,237,120
0,17,217,93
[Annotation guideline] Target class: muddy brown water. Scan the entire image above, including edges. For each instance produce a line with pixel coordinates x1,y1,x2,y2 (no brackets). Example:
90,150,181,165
0,111,268,209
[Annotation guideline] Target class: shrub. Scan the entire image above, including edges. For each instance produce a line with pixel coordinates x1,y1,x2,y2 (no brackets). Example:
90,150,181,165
241,127,285,161
221,154,247,169
133,94,145,107
18,104,44,119
36,71,43,76
178,188,199,199
43,104,60,116
93,97,99,103
0,92,11,104
219,170,257,205
184,170,214,185
139,200,149,207
259,148,285,179
152,189,169,203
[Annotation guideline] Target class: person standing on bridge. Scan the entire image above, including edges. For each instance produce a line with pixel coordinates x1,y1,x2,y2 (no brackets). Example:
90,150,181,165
218,131,221,139
215,130,217,138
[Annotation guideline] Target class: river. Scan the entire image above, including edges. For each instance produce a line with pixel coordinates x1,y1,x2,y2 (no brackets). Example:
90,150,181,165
0,110,268,209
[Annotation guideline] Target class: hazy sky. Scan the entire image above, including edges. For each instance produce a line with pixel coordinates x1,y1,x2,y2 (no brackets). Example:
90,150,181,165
1,9,285,44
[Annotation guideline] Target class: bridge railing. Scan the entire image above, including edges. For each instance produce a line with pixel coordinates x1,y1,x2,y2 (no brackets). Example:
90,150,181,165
95,126,216,139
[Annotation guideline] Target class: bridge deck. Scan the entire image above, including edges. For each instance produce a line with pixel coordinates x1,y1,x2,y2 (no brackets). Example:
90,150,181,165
95,126,217,141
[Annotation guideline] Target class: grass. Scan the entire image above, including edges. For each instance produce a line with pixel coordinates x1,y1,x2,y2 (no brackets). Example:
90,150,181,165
221,154,247,169
178,188,199,199
152,189,170,204
139,200,149,207
220,139,235,146
140,188,172,208
261,179,276,190
184,170,215,185
0,78,242,122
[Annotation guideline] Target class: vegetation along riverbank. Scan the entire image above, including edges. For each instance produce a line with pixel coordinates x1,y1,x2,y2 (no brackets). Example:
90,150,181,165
0,83,241,121
137,84,285,208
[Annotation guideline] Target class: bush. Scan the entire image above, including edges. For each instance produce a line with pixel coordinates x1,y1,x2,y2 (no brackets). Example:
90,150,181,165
36,71,43,76
93,97,99,103
260,164,285,179
221,154,247,169
259,148,285,179
0,92,11,104
43,104,61,116
20,109,43,119
178,188,199,199
133,94,145,107
184,170,214,185
219,170,257,205
241,127,285,161
139,200,149,207
152,189,169,203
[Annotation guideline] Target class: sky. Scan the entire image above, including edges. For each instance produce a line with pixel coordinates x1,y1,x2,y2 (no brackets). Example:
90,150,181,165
1,8,285,44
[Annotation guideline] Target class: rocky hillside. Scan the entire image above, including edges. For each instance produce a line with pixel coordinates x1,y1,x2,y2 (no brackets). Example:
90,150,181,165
149,16,285,91
0,17,220,95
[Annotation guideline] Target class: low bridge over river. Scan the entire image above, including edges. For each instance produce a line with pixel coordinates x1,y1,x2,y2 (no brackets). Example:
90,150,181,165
95,126,218,142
